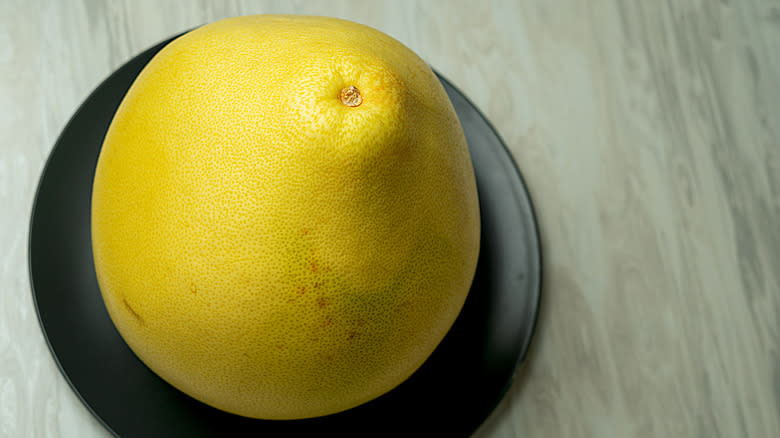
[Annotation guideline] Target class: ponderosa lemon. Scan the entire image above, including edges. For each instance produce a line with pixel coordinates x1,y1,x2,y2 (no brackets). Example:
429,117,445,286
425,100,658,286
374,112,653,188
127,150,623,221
91,15,480,420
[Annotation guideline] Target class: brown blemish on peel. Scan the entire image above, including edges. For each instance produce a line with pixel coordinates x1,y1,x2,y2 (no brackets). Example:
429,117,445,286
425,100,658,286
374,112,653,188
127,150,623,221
316,297,328,308
123,299,144,325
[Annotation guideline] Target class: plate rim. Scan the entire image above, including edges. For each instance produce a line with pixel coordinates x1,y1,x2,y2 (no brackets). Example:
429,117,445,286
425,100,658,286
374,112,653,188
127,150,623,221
434,73,543,415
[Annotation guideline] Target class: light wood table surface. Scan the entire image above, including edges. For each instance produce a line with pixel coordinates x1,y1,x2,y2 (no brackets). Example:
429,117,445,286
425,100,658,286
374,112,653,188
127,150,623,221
2,1,779,437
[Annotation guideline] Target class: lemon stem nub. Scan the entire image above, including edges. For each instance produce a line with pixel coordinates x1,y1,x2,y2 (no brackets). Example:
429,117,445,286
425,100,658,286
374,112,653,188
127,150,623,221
339,86,363,107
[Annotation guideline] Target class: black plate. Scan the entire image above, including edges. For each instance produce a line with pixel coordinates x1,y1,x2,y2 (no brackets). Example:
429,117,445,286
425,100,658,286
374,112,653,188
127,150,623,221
29,34,541,438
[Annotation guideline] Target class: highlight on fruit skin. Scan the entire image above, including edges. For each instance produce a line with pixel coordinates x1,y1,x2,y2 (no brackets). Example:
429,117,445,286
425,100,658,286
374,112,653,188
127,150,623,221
91,14,480,420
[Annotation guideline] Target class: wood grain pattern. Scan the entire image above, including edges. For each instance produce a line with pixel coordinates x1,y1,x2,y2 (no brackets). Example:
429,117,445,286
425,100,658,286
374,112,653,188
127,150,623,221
1,0,778,436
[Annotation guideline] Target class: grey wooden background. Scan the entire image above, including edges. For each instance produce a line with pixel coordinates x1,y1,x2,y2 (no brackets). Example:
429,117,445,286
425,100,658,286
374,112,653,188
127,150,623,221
2,0,779,436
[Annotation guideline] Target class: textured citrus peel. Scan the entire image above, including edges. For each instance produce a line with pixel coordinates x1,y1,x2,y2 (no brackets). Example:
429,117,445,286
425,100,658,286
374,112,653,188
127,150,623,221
339,85,362,107
91,15,480,421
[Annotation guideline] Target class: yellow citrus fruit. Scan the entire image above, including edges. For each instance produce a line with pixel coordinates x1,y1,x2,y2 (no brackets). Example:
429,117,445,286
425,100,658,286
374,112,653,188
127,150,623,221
91,15,480,420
